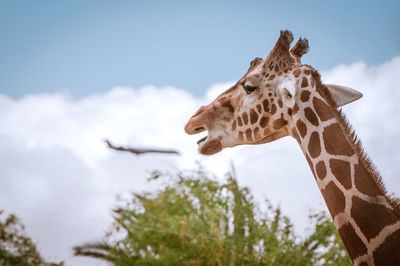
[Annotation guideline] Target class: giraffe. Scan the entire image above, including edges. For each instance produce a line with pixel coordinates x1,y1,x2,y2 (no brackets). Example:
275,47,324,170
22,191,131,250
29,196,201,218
184,30,400,265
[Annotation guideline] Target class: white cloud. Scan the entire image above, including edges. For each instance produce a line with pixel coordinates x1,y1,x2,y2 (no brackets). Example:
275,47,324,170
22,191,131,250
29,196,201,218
1,56,399,265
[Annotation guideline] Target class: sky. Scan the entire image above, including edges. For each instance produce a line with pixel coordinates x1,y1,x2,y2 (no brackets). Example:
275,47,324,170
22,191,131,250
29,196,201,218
0,1,399,98
0,1,400,265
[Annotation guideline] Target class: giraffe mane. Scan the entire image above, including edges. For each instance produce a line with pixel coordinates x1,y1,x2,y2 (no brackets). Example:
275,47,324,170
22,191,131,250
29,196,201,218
307,65,400,215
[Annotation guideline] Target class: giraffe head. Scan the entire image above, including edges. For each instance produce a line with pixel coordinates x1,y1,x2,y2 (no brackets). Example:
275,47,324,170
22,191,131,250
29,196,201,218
185,30,362,155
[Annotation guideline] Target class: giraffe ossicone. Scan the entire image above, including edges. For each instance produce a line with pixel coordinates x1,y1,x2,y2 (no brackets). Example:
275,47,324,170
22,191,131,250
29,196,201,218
185,30,400,265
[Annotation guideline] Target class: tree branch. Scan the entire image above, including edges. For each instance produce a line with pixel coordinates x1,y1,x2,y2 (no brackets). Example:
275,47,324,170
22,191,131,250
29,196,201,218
104,139,180,156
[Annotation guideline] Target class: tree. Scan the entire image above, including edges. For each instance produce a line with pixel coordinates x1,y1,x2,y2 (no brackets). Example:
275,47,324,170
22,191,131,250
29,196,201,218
74,169,351,265
0,210,63,266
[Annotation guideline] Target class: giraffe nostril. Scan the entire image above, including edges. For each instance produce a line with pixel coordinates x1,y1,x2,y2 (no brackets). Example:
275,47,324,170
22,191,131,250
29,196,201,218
194,127,206,132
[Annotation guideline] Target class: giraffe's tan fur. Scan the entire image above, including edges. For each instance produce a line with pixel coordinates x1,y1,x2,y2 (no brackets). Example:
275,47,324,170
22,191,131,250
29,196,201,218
185,30,400,265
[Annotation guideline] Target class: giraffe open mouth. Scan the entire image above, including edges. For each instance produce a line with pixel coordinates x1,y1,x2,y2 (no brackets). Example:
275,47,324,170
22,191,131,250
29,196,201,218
196,135,207,144
185,123,223,155
190,127,208,145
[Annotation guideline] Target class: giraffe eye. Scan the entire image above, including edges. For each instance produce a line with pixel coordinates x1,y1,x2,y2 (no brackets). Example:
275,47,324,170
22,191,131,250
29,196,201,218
243,85,256,95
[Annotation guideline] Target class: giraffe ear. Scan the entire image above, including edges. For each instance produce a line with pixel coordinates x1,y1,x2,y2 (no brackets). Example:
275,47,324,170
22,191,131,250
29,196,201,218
278,77,298,108
325,84,363,107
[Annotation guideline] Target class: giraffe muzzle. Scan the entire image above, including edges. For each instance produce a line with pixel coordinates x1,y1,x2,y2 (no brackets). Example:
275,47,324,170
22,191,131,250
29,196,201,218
184,116,206,135
185,102,225,155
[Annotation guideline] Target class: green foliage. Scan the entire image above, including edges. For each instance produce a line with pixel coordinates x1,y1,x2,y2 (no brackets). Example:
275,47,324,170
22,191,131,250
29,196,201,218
74,169,351,266
0,210,63,266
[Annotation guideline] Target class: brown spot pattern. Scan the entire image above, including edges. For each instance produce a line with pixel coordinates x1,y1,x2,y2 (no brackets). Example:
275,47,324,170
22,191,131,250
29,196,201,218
313,97,333,121
260,116,269,128
293,68,301,77
296,120,307,138
321,181,345,217
304,107,319,126
373,228,400,266
245,128,253,141
273,117,287,130
277,99,283,108
330,159,352,189
351,196,399,241
242,112,249,125
315,161,327,180
221,101,234,113
308,132,321,158
262,99,269,112
304,69,311,75
301,77,309,88
300,90,311,102
249,109,258,124
231,120,237,131
256,104,262,113
323,123,354,156
338,223,368,260
292,103,299,115
270,104,277,115
354,163,381,196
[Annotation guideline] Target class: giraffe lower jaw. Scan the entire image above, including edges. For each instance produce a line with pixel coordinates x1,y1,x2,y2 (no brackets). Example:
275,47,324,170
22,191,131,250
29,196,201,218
198,137,222,155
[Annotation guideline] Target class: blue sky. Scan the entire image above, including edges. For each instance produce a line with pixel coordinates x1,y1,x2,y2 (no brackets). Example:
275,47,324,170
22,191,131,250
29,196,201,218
0,1,399,98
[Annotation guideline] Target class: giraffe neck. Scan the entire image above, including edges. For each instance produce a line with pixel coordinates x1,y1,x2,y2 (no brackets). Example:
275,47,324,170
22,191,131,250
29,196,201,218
288,82,400,265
